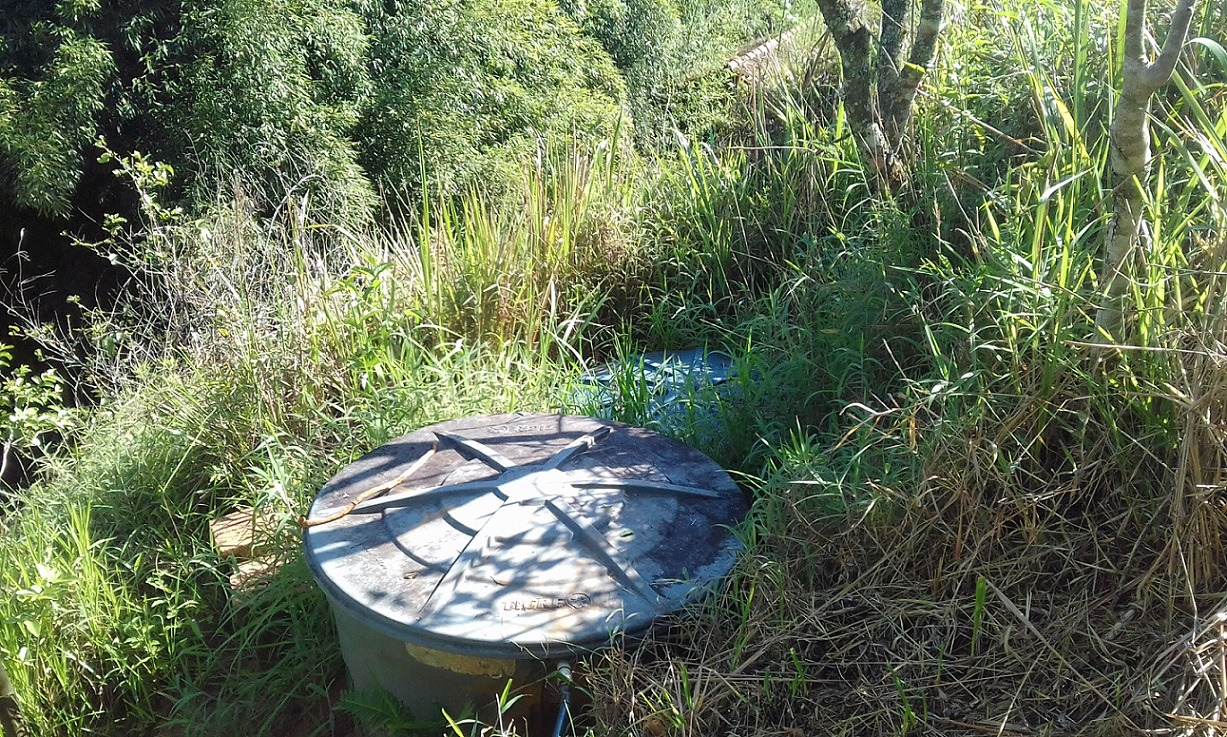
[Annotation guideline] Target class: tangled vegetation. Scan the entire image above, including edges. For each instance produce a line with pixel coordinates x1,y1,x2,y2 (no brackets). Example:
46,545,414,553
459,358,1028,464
2,0,1227,735
0,0,801,224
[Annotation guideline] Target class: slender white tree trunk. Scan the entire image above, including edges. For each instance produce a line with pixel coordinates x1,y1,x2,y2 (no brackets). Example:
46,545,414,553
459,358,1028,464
1097,0,1196,338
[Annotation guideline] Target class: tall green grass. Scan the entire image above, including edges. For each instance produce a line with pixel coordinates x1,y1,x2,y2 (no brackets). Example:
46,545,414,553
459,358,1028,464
0,139,642,735
3,0,1227,735
588,1,1227,735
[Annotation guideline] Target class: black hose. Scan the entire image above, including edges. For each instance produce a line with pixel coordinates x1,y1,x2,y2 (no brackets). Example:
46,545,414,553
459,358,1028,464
551,662,573,737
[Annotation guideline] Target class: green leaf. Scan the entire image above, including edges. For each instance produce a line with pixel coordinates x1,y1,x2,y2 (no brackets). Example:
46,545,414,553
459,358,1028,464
1190,37,1227,74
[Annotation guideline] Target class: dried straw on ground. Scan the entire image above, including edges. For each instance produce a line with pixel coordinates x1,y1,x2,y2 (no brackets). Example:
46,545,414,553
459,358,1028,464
587,246,1227,737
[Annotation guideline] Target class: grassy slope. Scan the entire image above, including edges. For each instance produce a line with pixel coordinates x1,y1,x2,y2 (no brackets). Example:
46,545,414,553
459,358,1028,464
2,0,1227,735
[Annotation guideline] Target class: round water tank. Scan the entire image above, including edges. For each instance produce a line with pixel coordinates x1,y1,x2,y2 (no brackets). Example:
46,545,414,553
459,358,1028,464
303,413,747,725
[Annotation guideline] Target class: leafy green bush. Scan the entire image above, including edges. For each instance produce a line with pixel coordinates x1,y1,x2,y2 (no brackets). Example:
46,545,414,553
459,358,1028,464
0,0,817,228
0,345,74,483
155,0,376,225
0,23,114,215
355,0,627,199
563,0,681,90
563,0,816,147
0,0,637,225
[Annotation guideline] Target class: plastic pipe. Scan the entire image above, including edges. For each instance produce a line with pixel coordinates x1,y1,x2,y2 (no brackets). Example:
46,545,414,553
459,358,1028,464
551,661,573,737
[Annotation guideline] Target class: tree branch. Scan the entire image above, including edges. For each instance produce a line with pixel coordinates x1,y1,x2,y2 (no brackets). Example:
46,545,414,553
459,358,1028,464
906,0,945,79
1097,0,1197,338
1123,0,1146,60
1140,0,1195,90
878,0,908,119
886,0,944,141
812,0,948,191
813,0,890,178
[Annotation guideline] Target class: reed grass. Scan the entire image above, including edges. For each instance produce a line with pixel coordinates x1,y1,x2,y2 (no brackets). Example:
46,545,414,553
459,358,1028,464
584,2,1227,736
2,0,1227,735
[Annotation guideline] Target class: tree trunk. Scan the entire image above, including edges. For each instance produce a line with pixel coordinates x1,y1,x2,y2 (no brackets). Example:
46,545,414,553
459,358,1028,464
884,0,944,143
813,0,889,179
1097,0,1196,339
812,0,945,192
0,660,27,737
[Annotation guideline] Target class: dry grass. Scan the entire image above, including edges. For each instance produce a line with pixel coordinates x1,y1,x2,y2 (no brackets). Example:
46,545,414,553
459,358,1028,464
584,236,1227,736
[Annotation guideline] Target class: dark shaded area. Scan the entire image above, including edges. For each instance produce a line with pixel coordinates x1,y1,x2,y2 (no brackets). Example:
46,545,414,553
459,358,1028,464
0,161,130,490
0,656,28,737
1,0,154,379
0,213,121,365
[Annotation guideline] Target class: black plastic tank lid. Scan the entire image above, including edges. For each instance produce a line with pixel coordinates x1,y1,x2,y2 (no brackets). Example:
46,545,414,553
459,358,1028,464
303,413,747,659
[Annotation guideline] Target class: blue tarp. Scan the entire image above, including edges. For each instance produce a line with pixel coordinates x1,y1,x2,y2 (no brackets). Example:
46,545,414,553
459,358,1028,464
569,348,738,430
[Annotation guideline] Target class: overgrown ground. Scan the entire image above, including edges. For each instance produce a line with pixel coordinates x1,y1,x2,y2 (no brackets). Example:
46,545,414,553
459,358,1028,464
2,0,1227,735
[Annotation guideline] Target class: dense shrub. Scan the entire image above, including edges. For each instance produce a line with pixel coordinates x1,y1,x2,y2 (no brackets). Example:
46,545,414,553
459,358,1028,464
155,0,377,224
0,0,804,227
563,0,815,147
563,0,681,89
355,0,627,199
0,20,114,216
0,0,633,224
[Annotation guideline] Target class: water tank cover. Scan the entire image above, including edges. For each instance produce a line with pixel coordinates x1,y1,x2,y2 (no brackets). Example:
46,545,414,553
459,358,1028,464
303,413,746,659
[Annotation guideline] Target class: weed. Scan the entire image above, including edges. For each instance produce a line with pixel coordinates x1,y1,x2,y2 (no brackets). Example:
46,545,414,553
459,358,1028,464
4,2,1227,736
